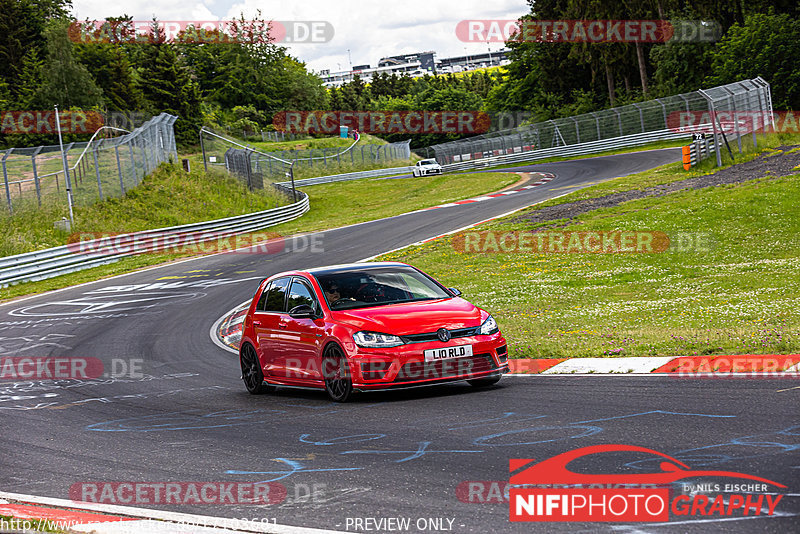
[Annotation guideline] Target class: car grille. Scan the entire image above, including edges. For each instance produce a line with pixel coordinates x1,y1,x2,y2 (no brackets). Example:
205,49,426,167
400,326,479,344
393,353,495,383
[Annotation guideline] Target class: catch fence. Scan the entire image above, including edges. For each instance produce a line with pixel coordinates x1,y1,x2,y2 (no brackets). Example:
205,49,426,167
429,78,772,169
1,114,177,216
199,127,412,183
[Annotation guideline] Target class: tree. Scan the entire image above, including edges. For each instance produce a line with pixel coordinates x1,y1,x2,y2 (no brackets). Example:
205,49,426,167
650,38,712,96
339,74,371,110
707,13,800,109
74,17,144,112
34,18,104,109
0,0,71,101
137,20,203,146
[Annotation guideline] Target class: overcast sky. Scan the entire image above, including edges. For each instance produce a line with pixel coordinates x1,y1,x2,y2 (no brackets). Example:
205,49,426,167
70,0,529,72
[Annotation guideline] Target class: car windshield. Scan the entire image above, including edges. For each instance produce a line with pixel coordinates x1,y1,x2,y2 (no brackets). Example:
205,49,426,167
420,159,438,165
313,266,452,310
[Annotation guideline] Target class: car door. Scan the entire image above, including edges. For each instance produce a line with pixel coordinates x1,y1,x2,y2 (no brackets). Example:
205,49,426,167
280,277,326,383
253,277,290,377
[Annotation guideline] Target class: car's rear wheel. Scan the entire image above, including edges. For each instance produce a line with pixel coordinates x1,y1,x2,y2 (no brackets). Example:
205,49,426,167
240,343,272,394
467,375,501,388
322,344,353,402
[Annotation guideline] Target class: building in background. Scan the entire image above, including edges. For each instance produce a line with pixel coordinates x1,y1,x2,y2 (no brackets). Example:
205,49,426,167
318,49,509,87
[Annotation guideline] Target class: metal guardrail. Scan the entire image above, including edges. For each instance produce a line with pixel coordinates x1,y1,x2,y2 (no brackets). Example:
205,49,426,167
682,136,719,169
277,165,412,187
0,191,309,288
431,78,771,171
440,128,690,172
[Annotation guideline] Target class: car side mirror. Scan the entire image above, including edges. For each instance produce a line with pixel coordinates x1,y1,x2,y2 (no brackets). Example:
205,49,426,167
447,287,461,297
289,304,316,318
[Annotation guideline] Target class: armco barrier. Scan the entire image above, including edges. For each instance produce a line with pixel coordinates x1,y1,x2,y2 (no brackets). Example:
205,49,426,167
440,128,691,172
682,137,719,169
0,191,309,288
431,78,771,170
277,165,412,187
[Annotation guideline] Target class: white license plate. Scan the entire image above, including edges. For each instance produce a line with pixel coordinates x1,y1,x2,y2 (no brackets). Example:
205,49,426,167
424,344,473,362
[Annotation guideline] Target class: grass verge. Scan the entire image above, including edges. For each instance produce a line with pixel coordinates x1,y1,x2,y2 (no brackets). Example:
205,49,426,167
0,171,518,302
184,133,418,182
0,164,287,258
378,144,800,358
527,131,800,209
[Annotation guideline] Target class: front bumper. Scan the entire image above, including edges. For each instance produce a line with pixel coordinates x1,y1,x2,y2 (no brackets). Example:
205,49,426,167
345,332,508,389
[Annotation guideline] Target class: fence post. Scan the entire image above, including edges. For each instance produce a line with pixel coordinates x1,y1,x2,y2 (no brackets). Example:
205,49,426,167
31,146,43,206
571,117,580,144
323,147,327,165
740,81,758,148
92,142,104,201
140,134,150,175
2,149,12,214
115,145,125,194
698,89,722,166
613,108,623,136
590,112,600,140
633,103,644,133
657,98,667,129
309,148,313,167
129,142,137,186
722,87,742,153
200,129,208,171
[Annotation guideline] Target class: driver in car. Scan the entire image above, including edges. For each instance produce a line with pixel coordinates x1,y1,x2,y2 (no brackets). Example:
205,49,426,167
322,282,341,304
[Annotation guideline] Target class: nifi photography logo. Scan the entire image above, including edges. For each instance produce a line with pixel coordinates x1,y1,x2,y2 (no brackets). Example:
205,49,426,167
509,445,786,522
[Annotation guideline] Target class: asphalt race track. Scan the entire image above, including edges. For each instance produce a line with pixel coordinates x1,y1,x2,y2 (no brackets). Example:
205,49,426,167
1,148,798,533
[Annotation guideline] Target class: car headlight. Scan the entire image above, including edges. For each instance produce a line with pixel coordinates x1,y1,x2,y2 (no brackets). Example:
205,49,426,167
353,331,404,348
478,315,499,335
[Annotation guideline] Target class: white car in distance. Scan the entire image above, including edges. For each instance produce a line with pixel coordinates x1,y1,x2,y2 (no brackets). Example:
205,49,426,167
412,159,443,177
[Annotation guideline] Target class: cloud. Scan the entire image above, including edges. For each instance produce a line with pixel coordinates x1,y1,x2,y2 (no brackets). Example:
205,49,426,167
71,0,528,72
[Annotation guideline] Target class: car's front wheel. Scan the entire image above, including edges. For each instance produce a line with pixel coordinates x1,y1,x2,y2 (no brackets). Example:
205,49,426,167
240,343,272,394
322,344,353,402
467,375,501,388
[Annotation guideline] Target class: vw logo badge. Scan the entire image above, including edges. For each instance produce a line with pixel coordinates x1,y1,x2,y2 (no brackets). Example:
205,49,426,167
437,328,451,342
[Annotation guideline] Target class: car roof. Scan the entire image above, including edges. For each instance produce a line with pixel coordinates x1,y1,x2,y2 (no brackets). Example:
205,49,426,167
266,262,413,280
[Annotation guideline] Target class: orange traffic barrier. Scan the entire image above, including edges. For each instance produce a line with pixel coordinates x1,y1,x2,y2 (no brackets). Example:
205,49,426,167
682,145,691,170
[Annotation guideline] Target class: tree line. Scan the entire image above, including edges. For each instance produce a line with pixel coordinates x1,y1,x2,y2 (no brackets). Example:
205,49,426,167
1,0,798,151
0,1,326,148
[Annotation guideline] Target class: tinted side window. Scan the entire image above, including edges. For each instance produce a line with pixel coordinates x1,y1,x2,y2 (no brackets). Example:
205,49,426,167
263,277,290,312
255,282,271,311
287,279,317,312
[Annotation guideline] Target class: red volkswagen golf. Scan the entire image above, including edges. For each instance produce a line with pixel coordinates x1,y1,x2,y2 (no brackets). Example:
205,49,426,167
239,262,509,401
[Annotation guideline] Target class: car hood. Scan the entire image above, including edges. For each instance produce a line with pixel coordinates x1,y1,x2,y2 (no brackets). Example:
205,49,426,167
331,298,483,335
